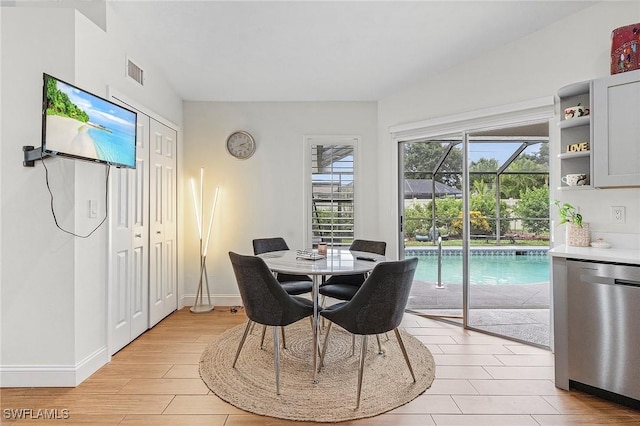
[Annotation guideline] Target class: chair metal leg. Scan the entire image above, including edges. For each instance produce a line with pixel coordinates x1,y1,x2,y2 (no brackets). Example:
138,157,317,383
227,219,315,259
356,334,368,409
274,326,281,395
260,325,267,349
376,334,384,354
232,320,252,368
318,322,333,371
261,325,286,350
394,328,416,382
281,327,287,349
351,334,355,356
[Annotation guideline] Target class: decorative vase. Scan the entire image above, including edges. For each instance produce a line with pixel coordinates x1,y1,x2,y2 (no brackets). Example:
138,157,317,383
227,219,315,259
566,222,590,247
611,23,640,74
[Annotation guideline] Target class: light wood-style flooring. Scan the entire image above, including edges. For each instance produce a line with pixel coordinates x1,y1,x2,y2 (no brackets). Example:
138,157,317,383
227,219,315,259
2,307,640,425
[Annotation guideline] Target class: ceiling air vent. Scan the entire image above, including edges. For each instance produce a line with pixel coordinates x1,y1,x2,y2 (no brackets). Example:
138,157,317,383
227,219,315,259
126,57,144,86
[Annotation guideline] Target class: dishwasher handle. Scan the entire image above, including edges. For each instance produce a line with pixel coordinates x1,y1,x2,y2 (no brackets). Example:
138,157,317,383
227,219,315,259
615,279,640,287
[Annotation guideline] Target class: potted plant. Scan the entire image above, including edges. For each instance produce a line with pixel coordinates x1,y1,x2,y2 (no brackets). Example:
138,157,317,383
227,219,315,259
554,200,590,247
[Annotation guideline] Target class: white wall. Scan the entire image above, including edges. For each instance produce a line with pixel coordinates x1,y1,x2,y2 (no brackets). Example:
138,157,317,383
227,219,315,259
378,1,640,256
0,5,183,386
1,8,78,372
182,102,377,303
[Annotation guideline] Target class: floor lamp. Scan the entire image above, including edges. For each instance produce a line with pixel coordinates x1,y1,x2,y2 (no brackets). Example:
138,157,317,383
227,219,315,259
190,168,219,313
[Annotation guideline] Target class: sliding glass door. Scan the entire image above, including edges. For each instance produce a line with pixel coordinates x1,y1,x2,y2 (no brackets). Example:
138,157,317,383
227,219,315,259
400,135,464,322
399,123,551,347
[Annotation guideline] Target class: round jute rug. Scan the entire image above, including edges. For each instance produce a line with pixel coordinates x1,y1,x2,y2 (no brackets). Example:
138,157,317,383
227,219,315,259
199,320,435,423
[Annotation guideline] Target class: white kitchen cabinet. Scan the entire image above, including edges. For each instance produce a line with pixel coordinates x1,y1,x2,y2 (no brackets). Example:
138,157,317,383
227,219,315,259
593,69,640,187
557,81,593,190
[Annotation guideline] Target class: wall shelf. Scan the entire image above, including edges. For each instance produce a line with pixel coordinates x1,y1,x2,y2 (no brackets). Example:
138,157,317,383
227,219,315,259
558,151,590,160
557,185,593,191
557,81,591,98
558,81,593,190
558,115,590,129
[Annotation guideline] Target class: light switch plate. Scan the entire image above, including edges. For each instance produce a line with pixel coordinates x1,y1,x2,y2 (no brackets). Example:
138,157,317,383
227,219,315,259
88,200,98,218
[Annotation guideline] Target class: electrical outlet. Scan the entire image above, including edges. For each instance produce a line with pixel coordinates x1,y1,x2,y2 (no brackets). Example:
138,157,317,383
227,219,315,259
611,206,626,224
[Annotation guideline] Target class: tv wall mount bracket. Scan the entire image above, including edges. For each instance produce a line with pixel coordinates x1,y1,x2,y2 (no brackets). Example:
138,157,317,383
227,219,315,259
23,146,51,167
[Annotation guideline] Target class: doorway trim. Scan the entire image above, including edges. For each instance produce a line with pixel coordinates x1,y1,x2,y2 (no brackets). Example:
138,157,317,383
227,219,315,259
389,96,554,141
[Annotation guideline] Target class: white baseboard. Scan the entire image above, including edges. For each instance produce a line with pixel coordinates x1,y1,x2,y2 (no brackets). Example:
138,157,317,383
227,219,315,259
74,346,108,385
181,294,242,308
0,346,108,387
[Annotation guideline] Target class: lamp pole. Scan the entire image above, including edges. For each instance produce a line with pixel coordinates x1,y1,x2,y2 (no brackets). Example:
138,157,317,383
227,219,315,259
190,169,217,313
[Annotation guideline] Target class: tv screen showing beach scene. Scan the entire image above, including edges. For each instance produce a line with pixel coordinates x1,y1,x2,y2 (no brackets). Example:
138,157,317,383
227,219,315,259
42,74,137,168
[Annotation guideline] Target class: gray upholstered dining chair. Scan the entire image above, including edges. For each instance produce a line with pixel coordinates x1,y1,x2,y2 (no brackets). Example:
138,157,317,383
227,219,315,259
318,239,387,353
252,237,314,349
229,251,314,395
252,237,313,295
318,257,418,408
318,239,386,302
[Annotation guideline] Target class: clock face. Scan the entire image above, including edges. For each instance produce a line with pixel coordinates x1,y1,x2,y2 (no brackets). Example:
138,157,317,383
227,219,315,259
226,131,256,159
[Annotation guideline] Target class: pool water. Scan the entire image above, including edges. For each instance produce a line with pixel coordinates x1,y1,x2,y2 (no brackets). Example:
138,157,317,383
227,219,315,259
413,255,550,285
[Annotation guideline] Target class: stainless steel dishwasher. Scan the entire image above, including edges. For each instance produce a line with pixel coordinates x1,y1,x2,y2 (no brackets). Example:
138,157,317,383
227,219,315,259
567,260,640,402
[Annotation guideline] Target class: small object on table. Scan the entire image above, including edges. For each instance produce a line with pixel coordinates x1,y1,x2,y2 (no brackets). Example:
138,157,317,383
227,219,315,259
296,249,325,260
356,256,376,262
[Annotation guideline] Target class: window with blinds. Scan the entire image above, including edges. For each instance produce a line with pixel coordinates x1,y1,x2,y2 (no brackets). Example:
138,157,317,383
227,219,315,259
311,144,355,247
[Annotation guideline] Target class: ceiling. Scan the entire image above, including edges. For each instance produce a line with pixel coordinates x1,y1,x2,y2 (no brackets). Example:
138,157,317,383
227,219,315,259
108,1,596,102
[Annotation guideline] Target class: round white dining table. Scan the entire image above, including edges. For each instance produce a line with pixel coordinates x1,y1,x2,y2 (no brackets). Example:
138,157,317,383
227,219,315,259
257,248,386,383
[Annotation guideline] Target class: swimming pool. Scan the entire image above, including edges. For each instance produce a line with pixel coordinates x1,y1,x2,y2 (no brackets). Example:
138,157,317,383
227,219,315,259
412,254,550,285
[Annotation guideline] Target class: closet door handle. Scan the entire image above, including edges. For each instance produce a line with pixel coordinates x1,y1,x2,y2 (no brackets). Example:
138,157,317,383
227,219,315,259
134,233,142,238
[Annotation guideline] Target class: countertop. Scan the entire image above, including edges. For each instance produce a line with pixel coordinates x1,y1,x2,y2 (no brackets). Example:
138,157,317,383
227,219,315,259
548,244,640,265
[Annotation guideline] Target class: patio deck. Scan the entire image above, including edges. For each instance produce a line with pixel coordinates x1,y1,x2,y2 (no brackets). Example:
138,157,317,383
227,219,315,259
406,245,551,347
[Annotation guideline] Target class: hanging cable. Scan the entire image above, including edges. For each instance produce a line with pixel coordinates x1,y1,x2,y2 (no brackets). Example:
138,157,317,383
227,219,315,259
40,152,110,238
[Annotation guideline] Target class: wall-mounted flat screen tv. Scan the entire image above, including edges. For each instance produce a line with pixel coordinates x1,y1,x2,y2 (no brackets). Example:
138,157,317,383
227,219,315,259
42,73,137,168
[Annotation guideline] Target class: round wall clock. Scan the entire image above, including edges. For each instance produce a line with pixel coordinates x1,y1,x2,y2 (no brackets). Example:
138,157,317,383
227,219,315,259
226,130,256,160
